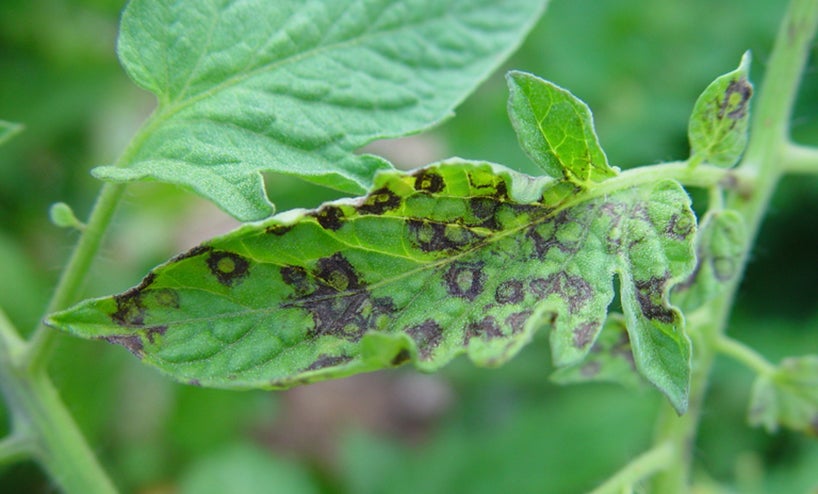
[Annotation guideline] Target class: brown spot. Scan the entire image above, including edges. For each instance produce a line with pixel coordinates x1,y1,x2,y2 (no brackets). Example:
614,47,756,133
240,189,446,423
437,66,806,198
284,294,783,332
711,256,737,282
580,361,601,377
189,379,201,386
406,320,443,359
495,280,524,304
312,205,345,231
306,354,353,371
464,316,503,344
527,212,578,259
169,245,212,263
103,335,144,358
391,349,411,366
666,213,694,240
634,275,675,323
572,321,598,349
469,197,501,230
265,224,293,236
530,273,593,313
408,219,479,253
153,289,180,308
505,310,532,334
284,253,396,342
444,261,486,300
359,187,401,215
719,78,752,121
145,325,167,344
413,169,445,193
206,251,250,286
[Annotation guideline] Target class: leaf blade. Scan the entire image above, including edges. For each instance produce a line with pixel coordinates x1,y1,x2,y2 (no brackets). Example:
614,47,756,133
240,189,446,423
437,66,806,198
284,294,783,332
49,159,695,411
103,0,549,220
688,52,753,168
506,71,616,182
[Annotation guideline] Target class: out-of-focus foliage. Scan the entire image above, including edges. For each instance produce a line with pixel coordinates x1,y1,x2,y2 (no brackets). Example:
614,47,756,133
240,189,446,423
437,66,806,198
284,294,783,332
2,0,818,492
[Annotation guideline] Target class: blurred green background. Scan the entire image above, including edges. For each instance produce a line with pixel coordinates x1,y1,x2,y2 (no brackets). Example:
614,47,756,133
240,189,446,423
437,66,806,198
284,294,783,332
2,0,818,492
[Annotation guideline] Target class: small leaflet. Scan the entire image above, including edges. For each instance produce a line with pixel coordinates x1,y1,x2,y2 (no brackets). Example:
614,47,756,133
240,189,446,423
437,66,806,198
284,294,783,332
48,159,695,413
748,355,818,436
688,52,753,168
550,314,645,389
506,71,617,183
672,209,745,312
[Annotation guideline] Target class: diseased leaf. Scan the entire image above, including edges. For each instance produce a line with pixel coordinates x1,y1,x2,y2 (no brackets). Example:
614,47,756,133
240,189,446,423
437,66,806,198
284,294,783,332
688,52,752,168
672,209,745,312
506,71,617,182
49,159,695,412
98,0,548,221
748,355,818,436
550,314,644,389
0,120,23,146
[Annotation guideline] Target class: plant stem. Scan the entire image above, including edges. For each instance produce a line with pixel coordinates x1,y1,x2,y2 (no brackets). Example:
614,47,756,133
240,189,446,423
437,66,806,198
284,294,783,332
24,181,127,372
589,442,675,494
783,143,818,174
715,336,776,377
650,0,818,492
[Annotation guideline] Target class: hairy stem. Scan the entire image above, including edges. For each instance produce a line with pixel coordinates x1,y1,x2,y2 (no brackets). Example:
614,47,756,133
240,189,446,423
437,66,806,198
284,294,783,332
589,442,675,494
650,0,818,492
716,336,776,377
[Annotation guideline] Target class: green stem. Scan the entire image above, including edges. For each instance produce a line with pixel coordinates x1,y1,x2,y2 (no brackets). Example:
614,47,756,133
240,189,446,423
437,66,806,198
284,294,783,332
24,181,127,371
715,336,776,377
0,434,36,465
650,0,818,492
783,143,818,174
589,442,675,494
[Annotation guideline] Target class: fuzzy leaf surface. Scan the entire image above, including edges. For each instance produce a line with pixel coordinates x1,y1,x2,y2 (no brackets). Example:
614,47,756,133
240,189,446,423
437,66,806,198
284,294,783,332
49,160,695,411
748,355,818,436
672,209,745,312
688,52,752,167
98,0,548,221
506,71,616,182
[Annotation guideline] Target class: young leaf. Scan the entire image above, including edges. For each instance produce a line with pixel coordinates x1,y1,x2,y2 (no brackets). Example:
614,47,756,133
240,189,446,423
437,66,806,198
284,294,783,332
49,159,695,412
672,209,745,312
688,52,752,168
506,71,617,183
96,0,548,221
550,314,645,389
748,356,818,436
0,120,23,146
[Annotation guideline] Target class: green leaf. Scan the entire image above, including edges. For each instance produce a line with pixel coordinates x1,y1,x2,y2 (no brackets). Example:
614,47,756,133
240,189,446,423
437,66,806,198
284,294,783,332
48,159,695,412
688,52,752,168
748,355,818,436
0,120,23,146
179,443,320,494
98,0,548,221
672,209,745,312
550,313,644,389
506,71,617,183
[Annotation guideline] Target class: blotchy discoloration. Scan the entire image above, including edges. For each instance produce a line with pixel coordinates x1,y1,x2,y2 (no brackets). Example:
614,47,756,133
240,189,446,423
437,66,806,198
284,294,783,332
469,196,501,230
313,205,345,230
391,349,411,366
527,211,581,259
283,252,396,342
306,354,353,371
407,219,480,253
358,187,401,215
413,169,445,193
495,280,524,304
265,224,293,236
572,321,597,349
103,335,144,358
206,251,250,286
406,319,443,359
666,213,694,240
634,274,675,323
720,78,753,121
444,261,486,300
145,325,167,344
464,316,503,344
530,272,593,313
112,273,155,327
505,310,532,334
